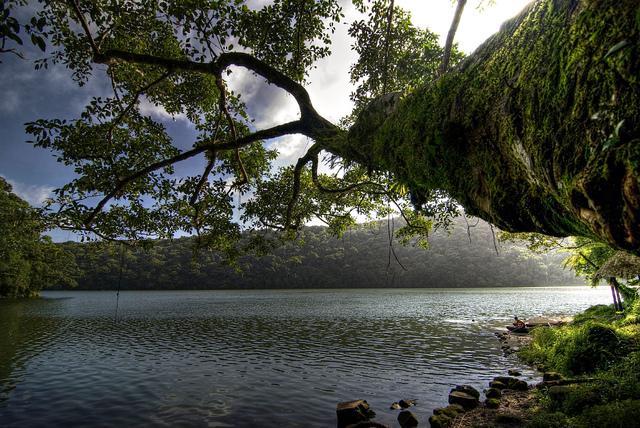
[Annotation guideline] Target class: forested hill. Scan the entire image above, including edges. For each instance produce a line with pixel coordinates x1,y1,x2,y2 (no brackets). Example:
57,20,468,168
51,217,583,290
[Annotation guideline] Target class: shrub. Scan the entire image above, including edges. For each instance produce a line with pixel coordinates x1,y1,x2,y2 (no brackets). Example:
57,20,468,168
560,384,603,415
572,400,640,428
564,324,624,374
521,321,628,375
525,411,570,428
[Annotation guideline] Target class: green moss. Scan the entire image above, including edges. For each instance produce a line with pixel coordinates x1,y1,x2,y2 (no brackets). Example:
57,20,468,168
346,0,640,251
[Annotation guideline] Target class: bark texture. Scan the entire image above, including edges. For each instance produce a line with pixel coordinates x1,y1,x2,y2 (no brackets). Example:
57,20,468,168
344,0,640,253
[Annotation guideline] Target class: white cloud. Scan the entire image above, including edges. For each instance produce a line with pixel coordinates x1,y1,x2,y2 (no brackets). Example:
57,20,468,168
0,90,20,113
2,176,54,206
139,97,188,122
227,66,300,129
397,0,532,54
269,134,311,164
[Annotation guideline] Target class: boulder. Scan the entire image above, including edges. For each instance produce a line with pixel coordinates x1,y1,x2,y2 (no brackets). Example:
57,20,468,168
337,400,375,428
451,385,480,400
511,380,529,391
399,399,416,408
493,376,517,385
489,380,506,389
390,402,401,410
485,388,502,399
398,410,419,428
485,398,500,409
508,369,522,376
543,372,564,382
448,391,479,410
492,376,528,391
428,414,452,428
433,404,464,418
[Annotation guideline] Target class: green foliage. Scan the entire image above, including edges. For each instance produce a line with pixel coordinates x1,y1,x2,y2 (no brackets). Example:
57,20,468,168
7,0,363,245
6,0,638,259
347,0,461,118
0,0,48,61
521,319,630,375
562,238,616,286
0,178,77,298
521,302,640,427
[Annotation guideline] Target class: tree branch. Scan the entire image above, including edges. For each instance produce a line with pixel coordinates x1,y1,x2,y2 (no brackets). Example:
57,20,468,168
382,0,395,94
189,152,217,207
67,0,100,55
213,75,248,187
108,70,172,142
84,120,305,226
310,156,387,195
284,144,324,229
94,50,321,118
439,0,467,76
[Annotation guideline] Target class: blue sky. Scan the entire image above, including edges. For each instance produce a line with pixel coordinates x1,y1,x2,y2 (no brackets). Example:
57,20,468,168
0,0,530,240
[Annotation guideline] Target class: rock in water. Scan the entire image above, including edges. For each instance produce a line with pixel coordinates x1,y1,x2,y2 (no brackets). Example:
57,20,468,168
452,385,480,399
489,380,507,389
485,388,502,399
390,402,402,410
433,404,464,418
448,391,479,410
508,369,522,376
336,400,376,428
491,376,528,391
397,410,419,428
399,399,416,408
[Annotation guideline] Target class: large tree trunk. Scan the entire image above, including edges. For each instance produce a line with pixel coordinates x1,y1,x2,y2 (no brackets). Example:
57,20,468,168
341,0,640,253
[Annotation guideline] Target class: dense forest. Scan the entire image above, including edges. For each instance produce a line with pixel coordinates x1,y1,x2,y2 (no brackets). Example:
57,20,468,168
52,217,582,291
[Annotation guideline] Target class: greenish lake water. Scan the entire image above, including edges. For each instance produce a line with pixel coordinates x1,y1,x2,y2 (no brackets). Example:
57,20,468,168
0,287,609,427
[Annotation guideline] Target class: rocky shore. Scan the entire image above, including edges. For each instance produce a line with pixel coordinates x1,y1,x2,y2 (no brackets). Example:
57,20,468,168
336,316,570,428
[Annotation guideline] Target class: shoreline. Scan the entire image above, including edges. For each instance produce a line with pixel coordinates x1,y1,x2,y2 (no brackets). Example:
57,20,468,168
337,317,569,428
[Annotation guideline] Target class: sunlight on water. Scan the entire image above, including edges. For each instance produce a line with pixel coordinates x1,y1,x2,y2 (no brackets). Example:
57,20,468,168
0,287,610,427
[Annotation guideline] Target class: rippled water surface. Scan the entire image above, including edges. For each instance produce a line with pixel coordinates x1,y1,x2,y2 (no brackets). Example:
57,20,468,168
0,287,610,427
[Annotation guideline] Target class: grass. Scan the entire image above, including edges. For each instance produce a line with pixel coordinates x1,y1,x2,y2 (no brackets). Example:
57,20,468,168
519,300,640,427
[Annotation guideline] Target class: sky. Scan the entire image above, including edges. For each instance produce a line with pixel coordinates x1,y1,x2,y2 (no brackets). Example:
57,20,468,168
0,0,531,239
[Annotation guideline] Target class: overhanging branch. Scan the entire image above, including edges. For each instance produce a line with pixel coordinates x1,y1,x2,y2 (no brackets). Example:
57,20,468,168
84,120,305,226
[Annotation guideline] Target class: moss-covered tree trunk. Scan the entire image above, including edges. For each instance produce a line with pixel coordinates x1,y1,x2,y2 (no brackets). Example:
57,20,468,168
341,0,640,253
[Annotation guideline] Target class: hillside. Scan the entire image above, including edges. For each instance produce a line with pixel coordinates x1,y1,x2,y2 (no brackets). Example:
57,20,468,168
51,217,583,290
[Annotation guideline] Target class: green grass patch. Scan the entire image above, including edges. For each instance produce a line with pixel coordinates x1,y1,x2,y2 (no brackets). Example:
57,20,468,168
520,319,631,375
520,302,640,426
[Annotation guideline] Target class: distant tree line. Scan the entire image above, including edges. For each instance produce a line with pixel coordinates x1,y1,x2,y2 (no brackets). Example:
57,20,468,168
51,217,583,291
0,178,76,298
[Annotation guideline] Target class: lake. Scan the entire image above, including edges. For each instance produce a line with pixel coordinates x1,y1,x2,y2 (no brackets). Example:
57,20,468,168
0,287,610,427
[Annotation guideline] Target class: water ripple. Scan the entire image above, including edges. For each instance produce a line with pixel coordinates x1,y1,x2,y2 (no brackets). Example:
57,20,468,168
0,287,609,427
